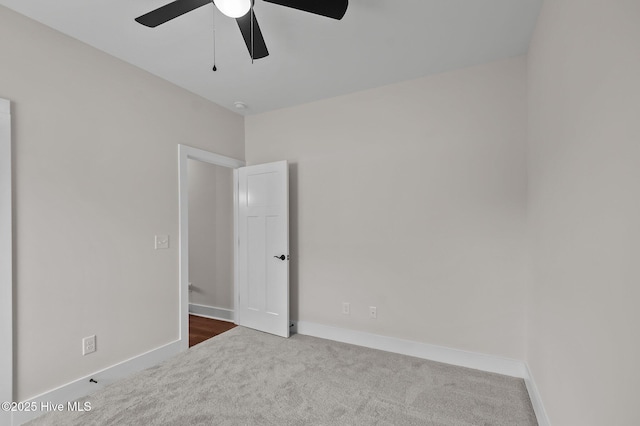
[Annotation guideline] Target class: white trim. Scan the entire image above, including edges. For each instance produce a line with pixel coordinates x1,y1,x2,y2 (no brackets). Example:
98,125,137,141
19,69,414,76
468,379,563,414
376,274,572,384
188,303,234,322
1,98,12,426
11,340,181,425
296,321,528,378
233,169,239,326
0,99,9,114
524,364,551,426
295,322,551,423
178,145,244,351
178,147,189,351
5,323,550,426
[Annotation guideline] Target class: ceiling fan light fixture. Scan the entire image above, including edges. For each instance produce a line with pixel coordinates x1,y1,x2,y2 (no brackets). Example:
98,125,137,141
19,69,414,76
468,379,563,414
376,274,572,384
214,0,251,18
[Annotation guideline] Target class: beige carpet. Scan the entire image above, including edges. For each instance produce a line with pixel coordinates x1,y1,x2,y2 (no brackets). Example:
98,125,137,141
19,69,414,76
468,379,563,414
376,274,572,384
28,327,537,425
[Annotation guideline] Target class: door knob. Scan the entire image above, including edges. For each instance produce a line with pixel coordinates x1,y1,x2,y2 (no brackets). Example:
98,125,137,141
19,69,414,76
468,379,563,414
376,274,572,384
274,255,286,261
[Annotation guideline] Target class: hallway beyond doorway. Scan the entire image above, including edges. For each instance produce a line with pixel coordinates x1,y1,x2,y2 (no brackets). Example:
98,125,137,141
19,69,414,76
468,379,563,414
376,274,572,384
189,315,236,347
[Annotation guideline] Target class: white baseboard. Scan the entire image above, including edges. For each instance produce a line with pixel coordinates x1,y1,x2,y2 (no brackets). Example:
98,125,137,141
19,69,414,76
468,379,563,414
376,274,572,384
295,321,528,378
524,364,551,426
188,303,234,323
11,340,181,426
296,321,550,424
9,321,550,426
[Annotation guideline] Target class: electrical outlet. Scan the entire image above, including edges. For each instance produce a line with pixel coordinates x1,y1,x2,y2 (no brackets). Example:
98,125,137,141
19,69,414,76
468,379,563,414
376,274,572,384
369,306,377,319
83,335,96,356
342,302,350,315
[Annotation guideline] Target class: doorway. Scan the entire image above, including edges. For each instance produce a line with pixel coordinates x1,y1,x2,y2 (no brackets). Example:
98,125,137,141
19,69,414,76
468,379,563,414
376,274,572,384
178,145,291,349
178,145,245,350
187,158,236,345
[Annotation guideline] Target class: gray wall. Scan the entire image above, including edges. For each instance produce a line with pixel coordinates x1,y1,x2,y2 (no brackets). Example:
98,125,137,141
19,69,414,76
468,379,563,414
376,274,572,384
527,0,640,424
188,160,234,311
0,6,244,401
246,57,528,360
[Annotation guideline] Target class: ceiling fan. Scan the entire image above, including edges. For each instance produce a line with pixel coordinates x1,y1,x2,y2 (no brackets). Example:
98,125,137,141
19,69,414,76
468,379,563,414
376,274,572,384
135,0,349,61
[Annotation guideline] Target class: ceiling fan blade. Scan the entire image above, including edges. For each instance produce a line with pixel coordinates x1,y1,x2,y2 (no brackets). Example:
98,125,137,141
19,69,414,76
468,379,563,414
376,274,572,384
135,0,211,27
262,0,348,20
236,10,269,60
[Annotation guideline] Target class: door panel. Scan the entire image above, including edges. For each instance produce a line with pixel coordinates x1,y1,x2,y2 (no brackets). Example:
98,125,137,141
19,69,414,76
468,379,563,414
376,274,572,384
237,161,289,337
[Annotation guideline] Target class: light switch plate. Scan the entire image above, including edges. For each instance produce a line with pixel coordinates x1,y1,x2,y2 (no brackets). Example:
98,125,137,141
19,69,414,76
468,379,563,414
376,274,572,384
155,235,169,249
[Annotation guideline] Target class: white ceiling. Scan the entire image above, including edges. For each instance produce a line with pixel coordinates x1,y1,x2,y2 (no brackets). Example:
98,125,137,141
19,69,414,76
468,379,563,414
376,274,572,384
0,0,541,115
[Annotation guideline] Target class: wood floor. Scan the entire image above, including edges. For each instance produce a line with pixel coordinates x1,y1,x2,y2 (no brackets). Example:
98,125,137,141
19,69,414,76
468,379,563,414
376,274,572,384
189,315,236,348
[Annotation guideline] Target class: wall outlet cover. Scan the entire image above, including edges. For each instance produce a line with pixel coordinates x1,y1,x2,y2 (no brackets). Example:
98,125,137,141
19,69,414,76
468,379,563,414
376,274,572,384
83,335,96,356
342,302,350,315
369,306,377,319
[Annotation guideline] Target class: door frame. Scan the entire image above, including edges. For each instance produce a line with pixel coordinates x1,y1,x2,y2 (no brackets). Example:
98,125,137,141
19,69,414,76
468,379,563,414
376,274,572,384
1,98,12,420
177,145,245,350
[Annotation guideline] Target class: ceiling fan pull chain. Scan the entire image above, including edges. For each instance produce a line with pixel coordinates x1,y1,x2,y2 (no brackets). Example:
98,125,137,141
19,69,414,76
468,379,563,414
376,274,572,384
212,1,218,71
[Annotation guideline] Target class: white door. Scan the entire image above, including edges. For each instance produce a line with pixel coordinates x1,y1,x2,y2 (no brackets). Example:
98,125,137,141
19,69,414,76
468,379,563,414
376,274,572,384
237,161,290,337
